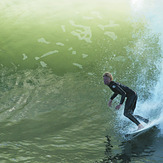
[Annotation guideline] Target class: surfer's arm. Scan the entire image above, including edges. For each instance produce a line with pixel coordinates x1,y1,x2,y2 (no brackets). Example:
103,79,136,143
110,93,118,100
108,93,118,107
115,85,126,104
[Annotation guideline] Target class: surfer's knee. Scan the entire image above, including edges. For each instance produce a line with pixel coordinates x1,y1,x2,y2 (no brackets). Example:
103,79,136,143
124,111,131,118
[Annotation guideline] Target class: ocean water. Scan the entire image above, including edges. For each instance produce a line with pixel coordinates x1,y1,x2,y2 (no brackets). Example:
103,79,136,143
0,0,163,162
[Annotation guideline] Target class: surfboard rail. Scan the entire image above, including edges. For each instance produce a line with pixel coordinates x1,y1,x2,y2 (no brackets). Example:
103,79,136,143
125,123,158,140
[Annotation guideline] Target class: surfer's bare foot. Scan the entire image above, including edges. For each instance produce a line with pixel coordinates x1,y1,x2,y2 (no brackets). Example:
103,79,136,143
137,124,144,130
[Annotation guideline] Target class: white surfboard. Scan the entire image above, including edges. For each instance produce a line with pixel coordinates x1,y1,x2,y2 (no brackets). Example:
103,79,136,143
125,122,158,140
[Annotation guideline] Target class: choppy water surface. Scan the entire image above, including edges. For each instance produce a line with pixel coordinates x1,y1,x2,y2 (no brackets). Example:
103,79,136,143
0,0,163,162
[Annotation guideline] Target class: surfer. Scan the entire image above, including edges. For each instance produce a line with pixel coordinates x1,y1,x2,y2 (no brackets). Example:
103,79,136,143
103,72,147,130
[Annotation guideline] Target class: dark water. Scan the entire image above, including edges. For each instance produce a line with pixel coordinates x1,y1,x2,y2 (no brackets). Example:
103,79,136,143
0,0,163,162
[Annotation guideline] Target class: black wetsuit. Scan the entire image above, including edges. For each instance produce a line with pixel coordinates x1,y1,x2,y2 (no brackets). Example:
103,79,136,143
108,81,140,126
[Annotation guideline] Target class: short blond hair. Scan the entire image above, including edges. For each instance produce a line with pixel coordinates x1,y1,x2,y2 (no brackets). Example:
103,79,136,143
103,72,113,81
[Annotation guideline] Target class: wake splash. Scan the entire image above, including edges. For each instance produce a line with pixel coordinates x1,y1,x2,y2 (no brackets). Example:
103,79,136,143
117,61,163,136
148,61,163,134
134,60,163,135
134,0,163,135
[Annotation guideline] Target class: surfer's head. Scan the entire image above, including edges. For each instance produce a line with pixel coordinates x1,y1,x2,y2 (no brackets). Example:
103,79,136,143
103,72,113,85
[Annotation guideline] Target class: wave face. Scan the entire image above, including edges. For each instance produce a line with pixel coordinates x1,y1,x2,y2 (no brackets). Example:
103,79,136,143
0,0,163,162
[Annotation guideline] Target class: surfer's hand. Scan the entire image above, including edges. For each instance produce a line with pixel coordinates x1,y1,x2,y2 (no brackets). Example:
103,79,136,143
115,104,121,110
108,99,112,107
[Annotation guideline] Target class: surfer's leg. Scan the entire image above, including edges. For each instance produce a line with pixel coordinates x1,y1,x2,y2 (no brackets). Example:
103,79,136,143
124,94,141,126
124,109,140,126
134,115,149,124
130,95,149,124
132,96,137,113
131,95,149,124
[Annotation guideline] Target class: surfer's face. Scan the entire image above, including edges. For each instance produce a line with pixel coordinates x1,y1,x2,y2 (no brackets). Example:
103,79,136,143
103,76,111,85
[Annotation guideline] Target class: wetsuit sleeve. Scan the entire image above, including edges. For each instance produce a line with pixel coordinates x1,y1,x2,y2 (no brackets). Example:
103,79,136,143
110,93,118,100
115,85,126,104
